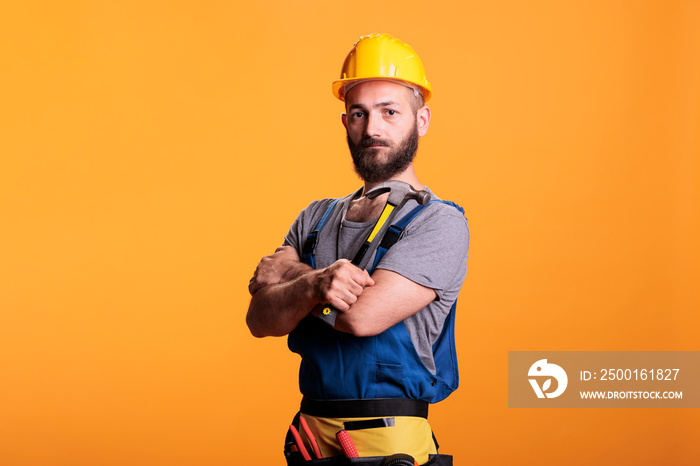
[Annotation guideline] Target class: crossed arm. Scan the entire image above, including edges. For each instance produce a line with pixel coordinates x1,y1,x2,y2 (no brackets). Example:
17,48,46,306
246,246,436,338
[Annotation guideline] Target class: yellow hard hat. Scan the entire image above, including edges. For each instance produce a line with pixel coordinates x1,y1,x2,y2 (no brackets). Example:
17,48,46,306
332,33,432,102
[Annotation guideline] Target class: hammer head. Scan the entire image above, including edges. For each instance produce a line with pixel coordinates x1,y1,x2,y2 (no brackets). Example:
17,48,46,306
365,181,431,206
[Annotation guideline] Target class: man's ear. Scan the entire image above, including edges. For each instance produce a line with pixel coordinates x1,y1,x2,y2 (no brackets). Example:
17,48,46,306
416,106,431,137
341,113,347,129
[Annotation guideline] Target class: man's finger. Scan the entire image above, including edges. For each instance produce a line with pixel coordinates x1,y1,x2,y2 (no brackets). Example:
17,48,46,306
345,279,364,297
346,266,374,288
327,295,351,312
339,290,358,307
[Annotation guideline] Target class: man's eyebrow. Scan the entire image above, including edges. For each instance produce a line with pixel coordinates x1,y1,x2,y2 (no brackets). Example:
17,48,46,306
348,101,399,112
374,101,398,108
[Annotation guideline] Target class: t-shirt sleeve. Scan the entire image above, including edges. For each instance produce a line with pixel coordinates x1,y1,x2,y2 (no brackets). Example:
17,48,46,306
282,199,336,256
375,202,469,303
282,212,304,253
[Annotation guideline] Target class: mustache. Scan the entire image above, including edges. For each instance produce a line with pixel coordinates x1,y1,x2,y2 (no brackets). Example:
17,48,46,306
360,138,390,148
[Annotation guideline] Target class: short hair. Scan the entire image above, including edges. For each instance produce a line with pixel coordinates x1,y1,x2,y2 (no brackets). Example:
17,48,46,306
407,87,425,115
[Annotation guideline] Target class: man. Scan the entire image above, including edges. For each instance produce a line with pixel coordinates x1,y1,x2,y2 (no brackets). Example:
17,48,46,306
247,34,469,466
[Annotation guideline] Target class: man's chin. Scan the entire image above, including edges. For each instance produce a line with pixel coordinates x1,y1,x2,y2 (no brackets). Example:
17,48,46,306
362,146,388,157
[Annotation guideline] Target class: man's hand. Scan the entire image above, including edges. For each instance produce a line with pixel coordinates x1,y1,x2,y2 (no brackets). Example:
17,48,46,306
248,246,310,295
313,259,375,311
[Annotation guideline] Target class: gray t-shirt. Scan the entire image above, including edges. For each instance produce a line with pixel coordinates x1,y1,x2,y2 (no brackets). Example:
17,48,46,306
284,187,469,374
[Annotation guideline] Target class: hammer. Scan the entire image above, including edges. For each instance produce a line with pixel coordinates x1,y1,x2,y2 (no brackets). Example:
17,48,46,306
316,181,431,326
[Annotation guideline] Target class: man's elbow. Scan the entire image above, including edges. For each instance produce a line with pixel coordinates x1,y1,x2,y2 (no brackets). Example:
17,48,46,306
247,317,287,338
246,299,275,338
246,307,295,338
246,312,266,338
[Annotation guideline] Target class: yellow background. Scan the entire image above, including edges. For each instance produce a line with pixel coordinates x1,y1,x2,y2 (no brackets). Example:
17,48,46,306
1,1,698,464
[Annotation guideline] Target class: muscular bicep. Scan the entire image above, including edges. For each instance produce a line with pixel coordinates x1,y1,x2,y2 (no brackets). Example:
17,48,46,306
334,269,436,337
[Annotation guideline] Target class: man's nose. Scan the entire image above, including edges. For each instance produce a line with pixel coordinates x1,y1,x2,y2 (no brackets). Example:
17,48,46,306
363,112,382,138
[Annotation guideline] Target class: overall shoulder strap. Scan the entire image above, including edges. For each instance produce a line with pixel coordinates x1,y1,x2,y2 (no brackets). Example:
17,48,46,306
371,199,465,270
301,198,341,268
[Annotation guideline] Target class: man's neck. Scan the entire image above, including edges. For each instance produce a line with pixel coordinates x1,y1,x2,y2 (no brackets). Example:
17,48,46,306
346,165,424,223
361,164,424,195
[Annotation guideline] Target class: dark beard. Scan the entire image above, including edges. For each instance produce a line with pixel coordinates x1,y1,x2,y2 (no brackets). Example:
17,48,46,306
347,125,419,183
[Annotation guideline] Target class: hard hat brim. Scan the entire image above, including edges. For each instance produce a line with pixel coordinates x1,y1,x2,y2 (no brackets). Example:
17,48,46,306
332,77,432,103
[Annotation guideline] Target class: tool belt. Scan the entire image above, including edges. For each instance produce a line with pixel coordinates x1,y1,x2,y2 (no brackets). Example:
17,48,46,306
284,399,454,466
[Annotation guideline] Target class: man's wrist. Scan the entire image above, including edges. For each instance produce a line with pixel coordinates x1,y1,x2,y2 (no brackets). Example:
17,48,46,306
281,261,314,283
300,268,322,304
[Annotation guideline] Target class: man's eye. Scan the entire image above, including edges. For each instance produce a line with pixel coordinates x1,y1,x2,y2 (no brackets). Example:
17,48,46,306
352,112,364,118
386,110,396,116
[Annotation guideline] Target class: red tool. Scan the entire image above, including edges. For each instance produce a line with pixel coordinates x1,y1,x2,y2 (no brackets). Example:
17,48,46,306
336,429,359,458
299,416,323,459
289,424,312,461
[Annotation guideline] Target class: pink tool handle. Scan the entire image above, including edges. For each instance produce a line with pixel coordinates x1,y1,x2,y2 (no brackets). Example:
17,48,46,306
336,429,359,458
299,416,323,459
289,425,312,461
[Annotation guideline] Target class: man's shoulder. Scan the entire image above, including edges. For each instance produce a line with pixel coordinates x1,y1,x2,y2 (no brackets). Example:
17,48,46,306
291,190,358,230
284,192,356,251
405,194,468,231
296,193,350,224
300,197,340,215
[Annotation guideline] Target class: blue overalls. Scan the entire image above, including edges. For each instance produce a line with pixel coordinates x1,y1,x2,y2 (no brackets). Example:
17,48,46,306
288,199,465,403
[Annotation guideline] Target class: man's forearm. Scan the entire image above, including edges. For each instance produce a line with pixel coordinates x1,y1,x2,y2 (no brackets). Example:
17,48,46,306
248,246,313,295
278,261,314,283
246,270,320,337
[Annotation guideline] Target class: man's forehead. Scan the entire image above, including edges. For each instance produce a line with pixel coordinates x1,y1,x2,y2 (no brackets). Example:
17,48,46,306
344,80,414,107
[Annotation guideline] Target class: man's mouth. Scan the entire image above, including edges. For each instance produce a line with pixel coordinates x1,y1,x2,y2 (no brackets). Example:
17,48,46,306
361,138,390,148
